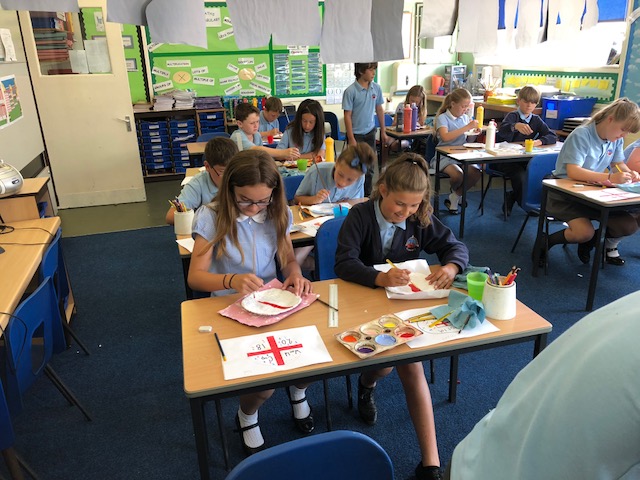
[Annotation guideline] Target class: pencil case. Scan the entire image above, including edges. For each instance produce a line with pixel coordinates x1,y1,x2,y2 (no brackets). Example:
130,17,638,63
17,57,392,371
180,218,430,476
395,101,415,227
336,314,422,359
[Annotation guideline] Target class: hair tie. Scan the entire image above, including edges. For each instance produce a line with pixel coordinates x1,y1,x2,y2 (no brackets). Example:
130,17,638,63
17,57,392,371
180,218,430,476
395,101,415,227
350,155,367,174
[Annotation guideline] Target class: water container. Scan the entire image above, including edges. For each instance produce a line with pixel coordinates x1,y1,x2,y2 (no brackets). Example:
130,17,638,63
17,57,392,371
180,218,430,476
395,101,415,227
476,105,484,127
485,120,496,151
396,105,404,132
325,137,335,162
411,102,418,131
403,104,412,133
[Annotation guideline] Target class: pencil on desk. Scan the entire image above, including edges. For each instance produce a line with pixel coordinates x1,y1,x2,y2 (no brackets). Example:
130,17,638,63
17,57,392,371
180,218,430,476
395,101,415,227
214,332,226,362
316,296,338,312
458,314,471,334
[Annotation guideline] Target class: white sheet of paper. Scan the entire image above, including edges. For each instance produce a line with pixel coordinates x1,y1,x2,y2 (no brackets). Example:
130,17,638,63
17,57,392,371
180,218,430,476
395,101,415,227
395,307,499,348
0,28,17,62
84,39,111,73
516,0,545,49
0,0,79,11
320,0,374,63
272,0,322,47
220,325,332,380
577,188,640,202
370,0,404,61
176,237,195,252
450,151,493,160
297,215,334,237
374,259,450,300
146,0,207,49
419,0,457,38
226,0,271,49
69,50,89,74
107,0,151,25
457,0,497,54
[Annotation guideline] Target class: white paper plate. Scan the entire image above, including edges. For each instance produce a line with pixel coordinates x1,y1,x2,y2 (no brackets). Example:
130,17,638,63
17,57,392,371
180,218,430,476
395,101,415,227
241,288,302,316
307,203,351,216
289,224,303,233
463,143,484,148
464,129,481,136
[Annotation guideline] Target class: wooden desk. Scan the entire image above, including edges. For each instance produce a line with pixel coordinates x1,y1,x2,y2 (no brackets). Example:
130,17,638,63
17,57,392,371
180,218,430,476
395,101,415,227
425,94,542,118
434,145,559,238
0,177,54,223
384,127,435,166
182,278,551,479
0,217,61,329
533,178,640,311
186,142,207,157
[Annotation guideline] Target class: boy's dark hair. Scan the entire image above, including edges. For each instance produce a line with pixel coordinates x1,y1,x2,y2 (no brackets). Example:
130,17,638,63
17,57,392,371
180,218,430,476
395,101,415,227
354,62,378,79
517,86,541,104
235,103,259,121
264,96,283,113
204,137,239,167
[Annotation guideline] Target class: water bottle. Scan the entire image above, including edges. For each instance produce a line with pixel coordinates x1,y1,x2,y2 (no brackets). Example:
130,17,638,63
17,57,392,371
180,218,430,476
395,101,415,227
476,105,484,127
396,105,404,132
403,104,412,133
411,102,418,131
466,100,475,118
325,137,335,162
485,119,496,151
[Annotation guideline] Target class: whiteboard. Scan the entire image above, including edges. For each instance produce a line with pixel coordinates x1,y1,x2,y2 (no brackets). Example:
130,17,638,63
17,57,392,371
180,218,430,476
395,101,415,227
0,10,45,172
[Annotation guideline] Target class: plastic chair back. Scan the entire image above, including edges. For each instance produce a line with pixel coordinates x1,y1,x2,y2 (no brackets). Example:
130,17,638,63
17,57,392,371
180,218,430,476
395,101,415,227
278,115,290,132
39,228,68,353
521,153,559,213
373,114,394,128
196,132,230,142
324,111,345,142
314,216,348,280
225,430,393,480
283,175,304,204
4,276,61,416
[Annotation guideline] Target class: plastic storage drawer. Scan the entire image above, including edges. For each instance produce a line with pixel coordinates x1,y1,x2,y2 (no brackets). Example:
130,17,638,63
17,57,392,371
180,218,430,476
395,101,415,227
542,96,597,130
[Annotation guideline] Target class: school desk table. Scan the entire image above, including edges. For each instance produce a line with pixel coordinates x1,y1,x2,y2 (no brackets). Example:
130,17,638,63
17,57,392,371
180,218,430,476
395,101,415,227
0,217,61,330
384,127,435,167
182,277,552,479
0,177,55,223
532,178,640,311
425,94,542,118
186,137,282,158
434,144,560,238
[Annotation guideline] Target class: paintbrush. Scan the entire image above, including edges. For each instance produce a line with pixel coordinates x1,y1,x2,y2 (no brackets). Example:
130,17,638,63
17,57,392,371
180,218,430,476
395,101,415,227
315,296,338,312
313,157,332,204
386,259,421,292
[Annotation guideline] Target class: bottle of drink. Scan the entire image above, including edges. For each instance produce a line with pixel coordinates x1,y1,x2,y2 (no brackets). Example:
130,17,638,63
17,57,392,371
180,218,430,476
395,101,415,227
403,104,412,133
476,104,484,128
485,119,496,151
396,104,404,132
410,103,418,131
325,137,335,162
467,100,475,118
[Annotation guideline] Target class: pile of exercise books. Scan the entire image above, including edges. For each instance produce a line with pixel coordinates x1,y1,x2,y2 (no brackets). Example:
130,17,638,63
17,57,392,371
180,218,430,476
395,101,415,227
173,90,195,109
152,93,174,111
194,96,223,109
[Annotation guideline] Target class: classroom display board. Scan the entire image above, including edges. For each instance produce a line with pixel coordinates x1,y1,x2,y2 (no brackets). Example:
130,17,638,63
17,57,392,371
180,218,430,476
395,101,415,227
503,69,618,102
147,3,324,99
619,0,640,103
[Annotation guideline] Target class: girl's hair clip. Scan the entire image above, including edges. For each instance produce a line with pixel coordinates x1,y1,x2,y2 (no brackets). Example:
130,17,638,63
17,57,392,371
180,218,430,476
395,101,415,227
350,155,367,173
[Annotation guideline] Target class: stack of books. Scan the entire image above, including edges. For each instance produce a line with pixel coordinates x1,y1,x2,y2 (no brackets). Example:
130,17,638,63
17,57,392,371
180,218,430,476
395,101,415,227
152,93,174,111
194,96,223,109
173,90,195,109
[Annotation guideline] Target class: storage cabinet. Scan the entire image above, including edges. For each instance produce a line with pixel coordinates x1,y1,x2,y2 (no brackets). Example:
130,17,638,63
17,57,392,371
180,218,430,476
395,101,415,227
133,105,228,179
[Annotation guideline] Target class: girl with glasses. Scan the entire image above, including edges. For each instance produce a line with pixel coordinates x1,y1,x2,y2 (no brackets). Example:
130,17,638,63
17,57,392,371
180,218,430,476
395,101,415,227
188,150,313,455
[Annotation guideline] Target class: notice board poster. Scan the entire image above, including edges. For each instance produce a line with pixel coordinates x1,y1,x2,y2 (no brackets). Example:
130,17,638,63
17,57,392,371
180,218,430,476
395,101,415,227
147,3,325,99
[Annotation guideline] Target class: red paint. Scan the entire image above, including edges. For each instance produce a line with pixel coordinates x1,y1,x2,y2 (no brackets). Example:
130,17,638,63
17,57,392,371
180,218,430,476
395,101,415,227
247,335,302,366
399,332,414,338
258,300,289,309
342,335,358,342
409,283,421,292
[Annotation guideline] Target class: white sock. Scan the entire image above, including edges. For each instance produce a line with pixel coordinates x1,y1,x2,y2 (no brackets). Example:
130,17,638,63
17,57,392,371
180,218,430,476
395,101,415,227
237,408,264,448
605,238,621,257
448,192,460,209
288,386,311,419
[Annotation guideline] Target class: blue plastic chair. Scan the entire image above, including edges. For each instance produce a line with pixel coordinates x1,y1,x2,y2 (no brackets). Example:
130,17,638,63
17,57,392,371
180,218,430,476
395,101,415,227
40,228,90,355
0,381,38,479
324,111,347,142
278,114,290,132
196,132,230,142
313,216,348,281
225,430,393,480
510,152,559,253
373,113,393,128
479,164,511,220
283,174,304,204
5,276,92,421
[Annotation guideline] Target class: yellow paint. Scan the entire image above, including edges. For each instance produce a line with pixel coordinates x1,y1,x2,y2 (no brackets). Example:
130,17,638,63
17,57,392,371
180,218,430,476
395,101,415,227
598,79,609,90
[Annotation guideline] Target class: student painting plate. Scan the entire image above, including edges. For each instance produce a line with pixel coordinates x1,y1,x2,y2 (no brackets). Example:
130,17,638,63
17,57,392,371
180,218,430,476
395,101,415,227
374,259,450,300
241,288,302,315
305,202,352,217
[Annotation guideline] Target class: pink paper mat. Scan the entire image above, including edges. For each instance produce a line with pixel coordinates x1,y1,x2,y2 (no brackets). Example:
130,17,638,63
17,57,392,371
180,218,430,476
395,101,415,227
218,279,318,327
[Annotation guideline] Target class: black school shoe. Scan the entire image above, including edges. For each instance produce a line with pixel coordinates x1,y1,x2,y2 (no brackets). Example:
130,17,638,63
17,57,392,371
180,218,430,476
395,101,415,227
234,414,266,456
285,386,314,434
357,377,378,425
415,463,443,480
577,242,593,264
605,248,625,266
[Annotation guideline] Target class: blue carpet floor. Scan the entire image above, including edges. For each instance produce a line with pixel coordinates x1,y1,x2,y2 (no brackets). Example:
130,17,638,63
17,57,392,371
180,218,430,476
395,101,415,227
6,188,640,479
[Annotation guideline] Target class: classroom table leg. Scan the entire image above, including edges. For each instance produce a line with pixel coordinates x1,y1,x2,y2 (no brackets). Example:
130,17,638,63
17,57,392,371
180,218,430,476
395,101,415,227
182,257,194,300
448,354,459,403
586,210,609,311
459,163,469,239
433,152,441,218
533,332,548,357
190,398,211,480
323,379,333,431
531,186,549,277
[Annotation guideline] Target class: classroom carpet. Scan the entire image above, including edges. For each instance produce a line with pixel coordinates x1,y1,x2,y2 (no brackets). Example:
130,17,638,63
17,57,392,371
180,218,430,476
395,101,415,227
6,188,640,480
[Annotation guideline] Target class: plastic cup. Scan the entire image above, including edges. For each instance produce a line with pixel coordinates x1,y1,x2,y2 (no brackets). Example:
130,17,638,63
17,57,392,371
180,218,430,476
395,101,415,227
267,135,274,144
174,209,195,236
333,205,346,217
467,272,489,301
297,159,308,172
525,139,534,153
482,276,516,320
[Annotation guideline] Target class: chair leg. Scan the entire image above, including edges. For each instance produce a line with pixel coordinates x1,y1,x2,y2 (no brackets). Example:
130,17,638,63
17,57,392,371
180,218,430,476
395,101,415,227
511,214,532,253
478,174,493,215
345,375,353,409
429,359,435,384
61,322,91,356
2,448,25,480
15,452,39,480
323,379,333,431
44,366,92,421
502,177,508,221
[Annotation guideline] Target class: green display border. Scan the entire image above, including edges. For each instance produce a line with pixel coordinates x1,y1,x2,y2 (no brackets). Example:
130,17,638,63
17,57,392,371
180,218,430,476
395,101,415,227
147,2,325,99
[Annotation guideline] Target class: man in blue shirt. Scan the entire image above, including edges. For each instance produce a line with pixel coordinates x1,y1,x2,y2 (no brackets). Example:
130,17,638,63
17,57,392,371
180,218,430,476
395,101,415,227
343,62,388,195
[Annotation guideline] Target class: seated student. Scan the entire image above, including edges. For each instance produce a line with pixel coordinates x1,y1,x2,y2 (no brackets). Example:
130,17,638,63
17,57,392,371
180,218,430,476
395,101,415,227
277,99,326,159
293,142,375,205
623,137,640,172
258,96,283,140
391,85,428,151
165,137,238,225
495,85,557,214
536,97,640,267
335,153,469,480
188,150,314,455
446,290,640,480
431,88,482,214
230,103,300,161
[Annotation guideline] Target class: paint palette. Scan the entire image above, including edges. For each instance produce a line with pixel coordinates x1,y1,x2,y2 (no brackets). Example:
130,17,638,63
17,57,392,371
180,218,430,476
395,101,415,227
335,314,423,359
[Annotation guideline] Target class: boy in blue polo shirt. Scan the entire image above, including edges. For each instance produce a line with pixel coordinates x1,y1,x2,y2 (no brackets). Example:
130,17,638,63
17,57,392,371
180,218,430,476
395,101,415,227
165,137,238,224
343,62,388,195
259,96,283,140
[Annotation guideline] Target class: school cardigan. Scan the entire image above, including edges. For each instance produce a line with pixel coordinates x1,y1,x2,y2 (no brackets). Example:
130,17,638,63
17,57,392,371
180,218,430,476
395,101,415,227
335,200,469,288
496,111,557,145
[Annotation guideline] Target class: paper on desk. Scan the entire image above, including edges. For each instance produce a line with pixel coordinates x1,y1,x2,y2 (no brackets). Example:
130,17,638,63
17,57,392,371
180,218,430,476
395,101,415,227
220,325,332,380
374,259,450,300
180,167,205,186
297,215,334,237
577,188,640,202
450,151,494,160
176,237,195,252
395,307,499,348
